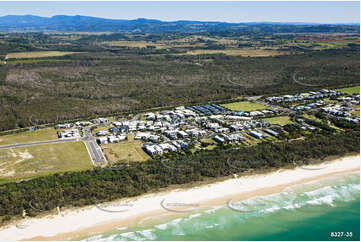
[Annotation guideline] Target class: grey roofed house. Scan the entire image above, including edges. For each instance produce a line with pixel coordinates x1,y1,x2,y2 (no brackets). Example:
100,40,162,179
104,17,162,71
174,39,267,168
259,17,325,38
55,123,73,129
177,130,188,138
96,136,108,144
171,141,181,149
214,135,225,144
149,135,160,142
96,130,109,136
92,118,109,124
134,132,151,140
263,128,279,137
143,144,163,155
248,130,264,139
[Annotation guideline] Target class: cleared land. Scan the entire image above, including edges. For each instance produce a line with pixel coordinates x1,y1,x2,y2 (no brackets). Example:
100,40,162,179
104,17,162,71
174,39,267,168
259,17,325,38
336,85,360,95
220,101,269,111
263,116,293,126
0,128,58,146
351,105,360,117
178,49,288,57
102,137,150,163
0,142,92,184
5,51,79,59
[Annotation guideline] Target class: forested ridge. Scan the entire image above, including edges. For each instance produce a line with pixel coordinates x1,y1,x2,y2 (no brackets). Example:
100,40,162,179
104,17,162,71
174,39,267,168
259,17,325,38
0,15,359,33
0,129,359,222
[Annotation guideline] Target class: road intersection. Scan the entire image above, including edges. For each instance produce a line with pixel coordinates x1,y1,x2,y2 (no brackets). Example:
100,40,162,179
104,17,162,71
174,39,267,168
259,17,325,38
0,126,107,165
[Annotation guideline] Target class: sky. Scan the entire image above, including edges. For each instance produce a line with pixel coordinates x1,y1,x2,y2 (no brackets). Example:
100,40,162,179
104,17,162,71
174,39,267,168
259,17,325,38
0,1,359,24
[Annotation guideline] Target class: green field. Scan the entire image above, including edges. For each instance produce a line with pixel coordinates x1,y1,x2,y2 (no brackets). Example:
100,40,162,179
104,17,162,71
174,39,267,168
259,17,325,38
336,85,360,95
0,128,58,146
263,116,293,126
0,142,92,184
220,101,269,111
5,51,79,59
102,135,150,163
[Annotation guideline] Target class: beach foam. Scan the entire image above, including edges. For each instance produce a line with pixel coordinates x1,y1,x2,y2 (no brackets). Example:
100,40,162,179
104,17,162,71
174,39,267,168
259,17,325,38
0,155,359,241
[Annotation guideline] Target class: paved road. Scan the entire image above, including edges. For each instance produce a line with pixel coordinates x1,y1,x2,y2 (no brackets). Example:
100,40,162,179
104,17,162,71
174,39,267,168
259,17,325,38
83,126,106,164
0,138,78,150
0,126,106,165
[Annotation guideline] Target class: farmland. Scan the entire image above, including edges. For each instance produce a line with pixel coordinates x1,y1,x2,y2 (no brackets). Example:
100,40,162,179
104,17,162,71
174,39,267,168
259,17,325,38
5,51,80,59
179,49,288,57
0,141,92,184
220,101,269,111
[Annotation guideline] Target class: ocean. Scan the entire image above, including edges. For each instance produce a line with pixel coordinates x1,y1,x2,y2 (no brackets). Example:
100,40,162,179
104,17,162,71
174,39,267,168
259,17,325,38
81,172,360,241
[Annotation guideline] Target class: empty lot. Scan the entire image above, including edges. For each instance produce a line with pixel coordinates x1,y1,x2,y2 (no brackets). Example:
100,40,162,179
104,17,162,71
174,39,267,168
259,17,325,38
102,137,150,164
220,101,269,111
263,116,293,126
0,142,92,184
336,85,360,95
0,128,58,146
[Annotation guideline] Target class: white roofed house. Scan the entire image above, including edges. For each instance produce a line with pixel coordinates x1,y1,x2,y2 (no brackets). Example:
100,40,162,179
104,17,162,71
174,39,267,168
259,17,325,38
55,123,73,129
112,121,122,127
134,132,151,140
108,135,119,143
214,135,225,144
164,130,178,139
228,133,243,143
149,135,160,142
138,125,146,131
171,141,182,150
96,130,109,136
248,130,264,139
92,118,109,125
215,127,229,133
58,129,80,138
96,136,108,145
145,113,156,120
143,144,163,156
177,130,188,138
107,134,126,143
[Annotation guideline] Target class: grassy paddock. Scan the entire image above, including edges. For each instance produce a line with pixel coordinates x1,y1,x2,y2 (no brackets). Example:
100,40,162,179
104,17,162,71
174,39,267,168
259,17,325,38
0,128,58,146
220,101,269,111
0,142,92,184
336,85,360,95
102,136,150,163
5,51,80,59
263,116,293,126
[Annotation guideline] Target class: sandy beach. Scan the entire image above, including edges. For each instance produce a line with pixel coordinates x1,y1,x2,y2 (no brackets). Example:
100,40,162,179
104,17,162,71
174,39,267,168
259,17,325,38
0,155,359,241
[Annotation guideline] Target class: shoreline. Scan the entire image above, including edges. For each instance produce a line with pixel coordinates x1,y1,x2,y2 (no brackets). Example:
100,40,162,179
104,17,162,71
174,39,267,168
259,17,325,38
0,155,359,241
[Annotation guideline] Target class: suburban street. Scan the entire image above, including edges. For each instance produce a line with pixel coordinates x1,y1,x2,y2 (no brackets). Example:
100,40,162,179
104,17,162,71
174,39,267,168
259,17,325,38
83,126,107,165
0,127,107,166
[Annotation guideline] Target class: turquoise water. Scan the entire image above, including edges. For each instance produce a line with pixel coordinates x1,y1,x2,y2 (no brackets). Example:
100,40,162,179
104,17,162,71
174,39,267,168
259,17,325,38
82,172,360,241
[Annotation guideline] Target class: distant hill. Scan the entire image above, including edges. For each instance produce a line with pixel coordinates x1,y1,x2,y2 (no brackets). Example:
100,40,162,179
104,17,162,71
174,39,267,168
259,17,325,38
0,15,359,33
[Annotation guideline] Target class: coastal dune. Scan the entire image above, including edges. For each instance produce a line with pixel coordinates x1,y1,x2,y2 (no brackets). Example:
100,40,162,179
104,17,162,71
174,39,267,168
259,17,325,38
0,155,359,241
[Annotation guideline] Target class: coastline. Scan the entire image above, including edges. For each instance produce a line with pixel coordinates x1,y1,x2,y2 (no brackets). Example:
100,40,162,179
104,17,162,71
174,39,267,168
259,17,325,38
0,155,359,241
